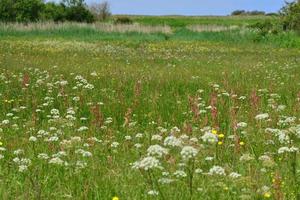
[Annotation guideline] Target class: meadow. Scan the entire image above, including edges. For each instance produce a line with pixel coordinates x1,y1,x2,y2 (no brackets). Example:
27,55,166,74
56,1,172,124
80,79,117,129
0,16,300,199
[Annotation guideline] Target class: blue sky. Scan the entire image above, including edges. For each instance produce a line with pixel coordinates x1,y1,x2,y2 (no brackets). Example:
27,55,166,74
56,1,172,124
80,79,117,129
58,0,296,16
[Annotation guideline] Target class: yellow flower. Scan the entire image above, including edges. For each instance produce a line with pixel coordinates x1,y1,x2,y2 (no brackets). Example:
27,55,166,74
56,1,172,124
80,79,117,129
112,197,119,200
218,134,224,138
0,141,2,146
263,192,271,198
239,141,245,146
218,141,223,145
212,129,217,135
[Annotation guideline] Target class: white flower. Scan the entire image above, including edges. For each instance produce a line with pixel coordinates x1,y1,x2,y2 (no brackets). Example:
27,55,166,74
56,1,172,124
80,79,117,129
208,166,226,176
229,172,241,178
147,145,168,158
38,153,49,160
132,156,161,171
1,120,9,125
255,113,269,121
237,122,247,129
174,170,187,178
278,146,299,154
49,157,64,165
181,146,198,160
164,135,182,147
29,136,37,142
125,135,132,141
240,153,254,162
111,142,119,148
77,126,88,132
201,131,218,144
147,190,159,196
18,165,28,172
151,134,162,141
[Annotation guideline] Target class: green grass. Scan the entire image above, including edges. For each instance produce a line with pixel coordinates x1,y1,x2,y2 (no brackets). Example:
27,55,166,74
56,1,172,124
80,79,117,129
117,15,276,27
0,16,300,199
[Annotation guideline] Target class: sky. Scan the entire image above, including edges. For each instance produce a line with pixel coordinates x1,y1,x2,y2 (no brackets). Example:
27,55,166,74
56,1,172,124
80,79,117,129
63,0,296,16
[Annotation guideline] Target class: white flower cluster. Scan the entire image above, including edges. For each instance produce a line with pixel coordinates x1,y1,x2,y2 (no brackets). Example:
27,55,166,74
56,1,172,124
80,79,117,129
278,146,299,154
208,166,226,176
201,131,218,144
164,135,182,147
180,146,198,160
255,113,269,121
147,145,168,158
132,156,161,171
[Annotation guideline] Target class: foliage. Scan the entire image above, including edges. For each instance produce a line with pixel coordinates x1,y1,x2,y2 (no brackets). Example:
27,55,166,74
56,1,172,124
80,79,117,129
114,16,133,24
231,10,266,16
0,0,94,23
280,2,300,33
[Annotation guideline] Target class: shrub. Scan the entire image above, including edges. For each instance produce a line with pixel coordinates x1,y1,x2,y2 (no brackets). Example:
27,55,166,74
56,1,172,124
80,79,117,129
89,1,111,21
231,10,246,16
114,17,133,24
0,0,16,22
248,20,281,36
42,2,66,22
280,2,300,33
65,5,95,23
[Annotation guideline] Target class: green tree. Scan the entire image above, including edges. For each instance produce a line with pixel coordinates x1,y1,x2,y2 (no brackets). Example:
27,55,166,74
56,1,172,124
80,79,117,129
14,0,44,22
0,0,16,22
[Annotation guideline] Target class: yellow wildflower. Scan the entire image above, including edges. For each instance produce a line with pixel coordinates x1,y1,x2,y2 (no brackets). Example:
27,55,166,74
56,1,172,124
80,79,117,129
218,134,224,138
218,141,223,145
212,129,217,135
112,197,119,200
239,141,245,146
263,192,271,198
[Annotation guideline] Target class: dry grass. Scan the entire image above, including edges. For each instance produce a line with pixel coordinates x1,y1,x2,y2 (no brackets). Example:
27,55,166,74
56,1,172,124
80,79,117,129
0,22,172,34
187,24,239,32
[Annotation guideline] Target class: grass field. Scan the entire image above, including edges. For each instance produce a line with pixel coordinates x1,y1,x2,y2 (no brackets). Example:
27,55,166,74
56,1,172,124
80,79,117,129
0,16,300,199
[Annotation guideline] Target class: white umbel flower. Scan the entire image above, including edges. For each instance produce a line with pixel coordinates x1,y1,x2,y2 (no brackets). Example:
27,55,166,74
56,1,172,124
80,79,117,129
208,166,226,176
147,145,168,158
181,146,198,160
132,156,161,171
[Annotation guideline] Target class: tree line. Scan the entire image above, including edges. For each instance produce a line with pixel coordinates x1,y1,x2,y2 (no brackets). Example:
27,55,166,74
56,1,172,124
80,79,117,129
0,0,111,23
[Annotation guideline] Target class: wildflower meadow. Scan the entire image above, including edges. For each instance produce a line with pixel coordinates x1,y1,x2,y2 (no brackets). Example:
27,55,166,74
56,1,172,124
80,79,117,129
0,17,300,199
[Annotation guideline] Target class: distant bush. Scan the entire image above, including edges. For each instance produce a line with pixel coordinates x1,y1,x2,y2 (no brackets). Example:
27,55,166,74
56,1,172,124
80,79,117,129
114,17,133,24
231,10,266,16
231,10,246,16
0,0,94,23
248,21,279,36
280,2,300,33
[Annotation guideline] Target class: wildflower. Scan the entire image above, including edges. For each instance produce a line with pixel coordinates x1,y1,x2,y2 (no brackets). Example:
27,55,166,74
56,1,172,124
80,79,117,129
49,157,64,165
239,141,245,146
255,113,269,121
218,141,223,145
147,145,168,158
29,136,37,142
147,190,159,196
181,146,198,160
112,196,119,200
132,156,161,171
240,153,254,162
174,170,187,178
263,192,271,198
229,172,242,178
164,135,182,147
208,166,226,176
201,131,218,144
